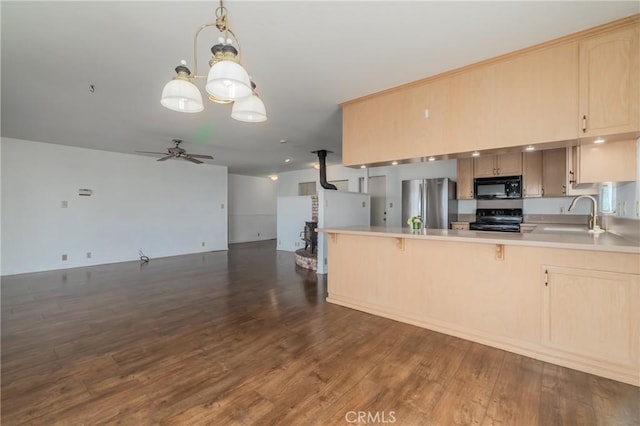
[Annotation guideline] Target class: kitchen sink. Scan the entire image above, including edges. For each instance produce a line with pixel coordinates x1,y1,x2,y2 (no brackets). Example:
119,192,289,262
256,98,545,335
540,226,588,232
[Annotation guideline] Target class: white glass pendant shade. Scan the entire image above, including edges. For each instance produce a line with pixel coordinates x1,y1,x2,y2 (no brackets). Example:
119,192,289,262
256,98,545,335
231,93,267,122
161,78,204,113
205,60,252,101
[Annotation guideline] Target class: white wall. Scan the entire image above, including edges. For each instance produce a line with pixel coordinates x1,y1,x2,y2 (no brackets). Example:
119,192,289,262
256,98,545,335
317,190,370,274
277,160,457,228
276,196,313,252
228,174,276,243
1,138,228,275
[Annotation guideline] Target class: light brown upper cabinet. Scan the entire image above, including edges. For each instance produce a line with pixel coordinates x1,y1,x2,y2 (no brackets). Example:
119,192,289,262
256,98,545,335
447,65,497,153
456,158,475,200
341,78,451,166
494,42,579,147
579,24,639,138
575,140,638,184
341,16,639,167
522,151,543,198
474,153,522,178
541,148,567,197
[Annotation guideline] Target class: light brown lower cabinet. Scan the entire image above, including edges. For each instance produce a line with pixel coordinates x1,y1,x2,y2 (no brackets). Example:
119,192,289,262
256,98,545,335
326,232,639,385
543,266,639,369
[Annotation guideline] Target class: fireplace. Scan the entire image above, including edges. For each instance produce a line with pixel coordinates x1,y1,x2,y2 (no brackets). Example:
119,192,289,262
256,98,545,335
301,221,318,253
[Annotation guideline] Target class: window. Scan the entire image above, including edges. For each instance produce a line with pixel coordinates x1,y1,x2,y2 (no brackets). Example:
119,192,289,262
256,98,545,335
298,181,316,196
599,183,615,213
328,180,349,192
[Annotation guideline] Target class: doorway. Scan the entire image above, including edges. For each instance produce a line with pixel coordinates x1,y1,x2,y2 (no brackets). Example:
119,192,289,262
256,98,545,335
359,175,387,227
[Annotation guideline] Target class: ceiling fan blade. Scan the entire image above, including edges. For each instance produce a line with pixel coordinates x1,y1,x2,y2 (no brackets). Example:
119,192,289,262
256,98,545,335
136,150,169,155
183,156,203,164
157,155,173,161
187,154,214,159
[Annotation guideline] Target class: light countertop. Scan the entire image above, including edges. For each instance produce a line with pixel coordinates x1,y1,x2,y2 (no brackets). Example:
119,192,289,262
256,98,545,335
318,225,640,254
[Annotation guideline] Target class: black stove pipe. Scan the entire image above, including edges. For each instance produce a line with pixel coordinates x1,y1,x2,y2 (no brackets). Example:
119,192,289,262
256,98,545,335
313,150,337,190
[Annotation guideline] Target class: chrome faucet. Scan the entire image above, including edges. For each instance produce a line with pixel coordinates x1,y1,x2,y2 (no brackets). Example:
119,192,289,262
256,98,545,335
568,195,599,230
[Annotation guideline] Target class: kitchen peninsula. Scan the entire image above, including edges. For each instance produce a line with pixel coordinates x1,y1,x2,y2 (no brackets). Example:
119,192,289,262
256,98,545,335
320,226,639,385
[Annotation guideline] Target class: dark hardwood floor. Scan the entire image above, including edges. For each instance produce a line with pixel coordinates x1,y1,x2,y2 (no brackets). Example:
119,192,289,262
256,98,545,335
2,240,638,425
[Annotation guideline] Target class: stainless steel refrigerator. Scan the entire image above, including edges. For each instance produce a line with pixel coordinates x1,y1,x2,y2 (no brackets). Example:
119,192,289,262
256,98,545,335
401,178,458,229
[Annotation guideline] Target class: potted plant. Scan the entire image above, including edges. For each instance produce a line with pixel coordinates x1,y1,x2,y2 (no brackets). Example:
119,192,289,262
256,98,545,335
407,216,423,231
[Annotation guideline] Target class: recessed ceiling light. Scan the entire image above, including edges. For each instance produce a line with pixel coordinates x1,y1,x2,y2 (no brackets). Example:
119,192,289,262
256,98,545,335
269,175,278,181
279,139,288,144
391,161,398,166
428,156,436,162
313,163,320,170
284,158,291,163
472,151,480,157
594,137,605,144
525,145,535,151
360,165,366,169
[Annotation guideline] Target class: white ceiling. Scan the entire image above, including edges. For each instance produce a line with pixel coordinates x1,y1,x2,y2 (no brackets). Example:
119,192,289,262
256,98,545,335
2,1,638,176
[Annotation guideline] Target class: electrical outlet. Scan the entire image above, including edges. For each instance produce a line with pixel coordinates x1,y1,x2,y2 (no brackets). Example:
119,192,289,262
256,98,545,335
257,233,260,237
86,252,91,259
220,203,225,209
62,254,68,261
202,241,205,247
61,200,68,208
636,200,640,217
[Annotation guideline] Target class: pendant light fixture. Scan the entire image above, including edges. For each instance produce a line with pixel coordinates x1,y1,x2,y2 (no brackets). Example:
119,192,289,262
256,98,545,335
231,81,267,122
160,0,266,121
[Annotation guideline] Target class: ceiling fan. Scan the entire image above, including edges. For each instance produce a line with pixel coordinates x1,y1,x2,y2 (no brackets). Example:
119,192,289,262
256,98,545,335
136,139,213,164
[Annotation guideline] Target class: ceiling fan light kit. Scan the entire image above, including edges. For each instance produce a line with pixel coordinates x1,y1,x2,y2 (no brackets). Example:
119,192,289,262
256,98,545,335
160,0,266,122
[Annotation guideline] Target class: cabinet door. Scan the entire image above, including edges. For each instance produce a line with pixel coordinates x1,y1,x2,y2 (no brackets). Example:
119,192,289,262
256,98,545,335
342,78,452,166
474,155,497,178
448,65,496,153
522,151,542,197
579,25,640,137
495,42,579,146
543,266,639,368
342,89,407,166
456,158,475,199
541,148,566,197
577,139,637,184
566,146,598,195
496,153,522,176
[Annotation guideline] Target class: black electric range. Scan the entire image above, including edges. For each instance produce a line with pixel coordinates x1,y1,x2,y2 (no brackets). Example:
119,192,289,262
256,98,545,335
470,208,523,233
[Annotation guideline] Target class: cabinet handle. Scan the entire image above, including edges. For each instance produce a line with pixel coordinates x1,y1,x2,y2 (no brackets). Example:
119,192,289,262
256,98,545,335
568,170,575,184
562,185,566,195
582,115,587,133
493,168,497,175
497,167,500,175
541,188,544,196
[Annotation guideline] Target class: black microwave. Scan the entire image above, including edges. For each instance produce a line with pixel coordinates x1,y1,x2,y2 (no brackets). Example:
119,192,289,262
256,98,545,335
474,176,522,199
